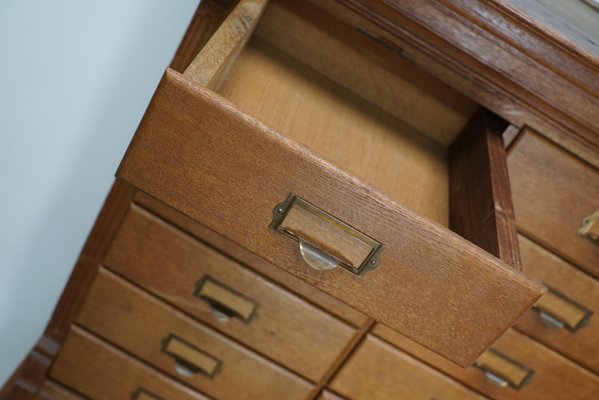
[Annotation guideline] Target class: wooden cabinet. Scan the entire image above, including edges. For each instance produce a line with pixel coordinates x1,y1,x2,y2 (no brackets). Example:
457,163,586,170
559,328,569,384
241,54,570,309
2,0,598,399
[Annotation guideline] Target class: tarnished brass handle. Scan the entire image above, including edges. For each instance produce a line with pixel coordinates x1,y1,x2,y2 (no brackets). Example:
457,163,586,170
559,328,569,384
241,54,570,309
162,335,222,378
578,210,599,243
270,194,384,276
195,276,258,323
533,286,592,331
473,349,533,390
131,388,163,400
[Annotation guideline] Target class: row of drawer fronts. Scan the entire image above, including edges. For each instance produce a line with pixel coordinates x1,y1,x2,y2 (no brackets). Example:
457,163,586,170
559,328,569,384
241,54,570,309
105,204,355,381
115,200,592,386
77,268,313,399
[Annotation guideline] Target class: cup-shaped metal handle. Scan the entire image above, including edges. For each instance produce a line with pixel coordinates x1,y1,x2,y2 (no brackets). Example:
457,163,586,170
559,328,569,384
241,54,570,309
195,276,259,323
162,335,222,378
473,348,533,390
578,210,599,244
270,194,384,276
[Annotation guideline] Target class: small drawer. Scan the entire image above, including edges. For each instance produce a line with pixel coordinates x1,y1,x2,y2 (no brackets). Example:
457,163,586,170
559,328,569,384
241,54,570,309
329,335,488,400
117,66,543,366
373,325,599,400
105,204,355,381
508,129,599,278
50,327,207,400
36,381,83,400
516,235,599,374
75,268,313,400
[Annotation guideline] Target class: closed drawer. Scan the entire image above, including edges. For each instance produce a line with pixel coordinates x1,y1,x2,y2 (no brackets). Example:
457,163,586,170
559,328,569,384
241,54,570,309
329,335,487,400
374,325,599,400
50,327,207,400
105,204,355,381
36,381,82,400
516,234,599,374
508,129,599,277
75,268,313,400
117,68,543,366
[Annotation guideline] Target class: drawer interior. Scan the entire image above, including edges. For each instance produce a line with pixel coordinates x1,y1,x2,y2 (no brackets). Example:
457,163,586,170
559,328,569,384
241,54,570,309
201,0,479,226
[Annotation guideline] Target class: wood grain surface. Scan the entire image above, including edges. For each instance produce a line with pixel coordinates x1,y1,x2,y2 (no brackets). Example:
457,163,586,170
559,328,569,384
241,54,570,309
449,109,521,269
117,69,545,367
516,234,599,374
50,327,208,400
254,0,477,146
76,268,313,400
329,335,488,400
170,0,233,73
184,0,269,90
218,38,449,225
508,129,599,278
105,205,355,381
35,381,82,400
134,191,369,328
373,325,599,400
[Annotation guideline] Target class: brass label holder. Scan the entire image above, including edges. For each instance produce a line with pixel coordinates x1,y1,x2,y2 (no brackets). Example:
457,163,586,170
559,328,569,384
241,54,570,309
533,286,592,332
270,193,384,276
195,276,259,323
474,348,533,390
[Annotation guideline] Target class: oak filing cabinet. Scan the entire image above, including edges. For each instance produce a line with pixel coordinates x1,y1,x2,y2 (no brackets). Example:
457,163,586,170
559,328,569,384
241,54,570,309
2,0,598,399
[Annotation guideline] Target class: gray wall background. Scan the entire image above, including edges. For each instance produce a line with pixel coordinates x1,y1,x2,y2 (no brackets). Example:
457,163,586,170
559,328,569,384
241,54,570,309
0,0,199,386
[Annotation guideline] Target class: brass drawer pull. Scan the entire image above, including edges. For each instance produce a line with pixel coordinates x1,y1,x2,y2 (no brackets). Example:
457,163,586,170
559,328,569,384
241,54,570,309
131,388,163,400
533,286,592,331
270,194,384,275
473,349,533,390
578,210,599,243
195,276,259,323
162,335,222,378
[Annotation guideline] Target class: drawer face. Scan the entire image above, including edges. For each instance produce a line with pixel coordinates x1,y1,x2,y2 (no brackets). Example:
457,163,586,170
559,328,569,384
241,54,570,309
373,325,599,400
105,205,355,381
117,69,543,367
330,335,486,400
50,327,206,400
75,268,312,400
36,381,83,400
508,130,599,277
517,235,599,374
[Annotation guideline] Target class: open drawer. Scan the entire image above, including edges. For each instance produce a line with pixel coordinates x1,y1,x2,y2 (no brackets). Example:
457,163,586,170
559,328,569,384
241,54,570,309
117,0,544,367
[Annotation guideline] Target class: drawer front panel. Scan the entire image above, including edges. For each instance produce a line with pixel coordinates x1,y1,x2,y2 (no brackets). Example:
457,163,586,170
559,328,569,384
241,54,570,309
516,235,599,373
50,327,206,400
117,69,544,367
330,335,487,400
105,205,355,381
75,268,312,400
508,130,599,277
373,325,599,400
